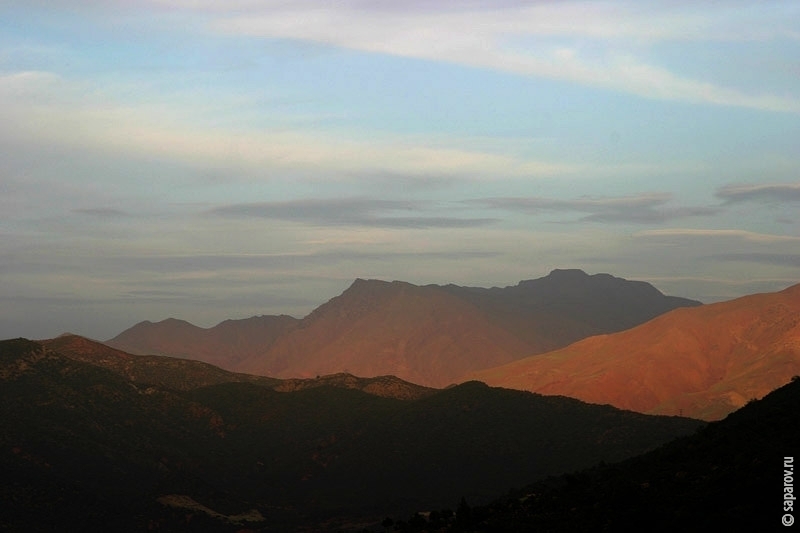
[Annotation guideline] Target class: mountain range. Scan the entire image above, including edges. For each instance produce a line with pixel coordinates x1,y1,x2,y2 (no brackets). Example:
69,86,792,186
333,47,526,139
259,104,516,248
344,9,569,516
107,269,701,387
470,281,800,420
0,337,702,531
5,270,798,529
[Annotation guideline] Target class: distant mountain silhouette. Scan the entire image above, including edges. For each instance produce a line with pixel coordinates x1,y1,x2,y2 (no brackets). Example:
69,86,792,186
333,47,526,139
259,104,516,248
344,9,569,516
411,376,800,532
238,278,536,386
108,270,700,387
107,314,299,370
471,282,800,420
0,337,702,531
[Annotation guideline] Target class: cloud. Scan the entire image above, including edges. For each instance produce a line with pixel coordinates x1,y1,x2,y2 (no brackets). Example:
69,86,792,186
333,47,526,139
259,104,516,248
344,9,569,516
207,2,800,113
73,208,130,217
634,228,800,243
2,249,503,283
716,183,800,204
711,253,800,268
0,244,505,307
209,197,498,228
471,193,719,224
203,1,800,44
0,71,578,182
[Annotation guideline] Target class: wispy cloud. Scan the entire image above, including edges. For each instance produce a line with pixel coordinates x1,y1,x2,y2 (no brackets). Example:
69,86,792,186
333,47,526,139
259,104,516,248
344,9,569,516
73,208,130,217
209,197,498,228
0,71,577,181
711,253,800,268
472,193,719,224
716,183,800,204
2,249,503,280
208,1,800,112
633,228,800,243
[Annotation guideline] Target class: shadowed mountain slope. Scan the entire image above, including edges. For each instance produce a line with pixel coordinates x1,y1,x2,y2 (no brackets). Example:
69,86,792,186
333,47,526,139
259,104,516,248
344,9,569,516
108,270,700,387
439,268,701,350
0,337,702,531
470,282,800,420
414,376,800,532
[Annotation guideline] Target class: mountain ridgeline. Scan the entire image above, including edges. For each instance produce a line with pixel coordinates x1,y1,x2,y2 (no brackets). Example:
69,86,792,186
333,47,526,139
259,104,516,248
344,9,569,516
107,269,701,387
42,334,437,400
0,337,703,531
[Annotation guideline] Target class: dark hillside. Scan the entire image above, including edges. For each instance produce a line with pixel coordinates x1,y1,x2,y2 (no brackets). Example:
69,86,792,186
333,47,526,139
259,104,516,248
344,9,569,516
0,338,703,531
409,377,800,532
0,339,226,531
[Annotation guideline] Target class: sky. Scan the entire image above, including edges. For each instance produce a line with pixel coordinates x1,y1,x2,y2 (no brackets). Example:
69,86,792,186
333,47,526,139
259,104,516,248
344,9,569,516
1,1,799,340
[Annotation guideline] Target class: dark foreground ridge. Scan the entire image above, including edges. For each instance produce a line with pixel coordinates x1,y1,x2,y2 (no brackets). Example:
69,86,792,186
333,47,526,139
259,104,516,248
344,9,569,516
391,376,800,532
0,338,702,531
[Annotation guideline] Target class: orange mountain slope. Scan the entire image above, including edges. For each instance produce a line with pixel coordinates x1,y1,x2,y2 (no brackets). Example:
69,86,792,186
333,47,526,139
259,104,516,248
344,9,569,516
469,283,800,420
237,279,535,387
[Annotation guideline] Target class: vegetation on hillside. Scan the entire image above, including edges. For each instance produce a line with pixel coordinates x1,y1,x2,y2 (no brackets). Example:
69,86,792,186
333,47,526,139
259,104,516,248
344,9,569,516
0,338,702,531
388,376,800,532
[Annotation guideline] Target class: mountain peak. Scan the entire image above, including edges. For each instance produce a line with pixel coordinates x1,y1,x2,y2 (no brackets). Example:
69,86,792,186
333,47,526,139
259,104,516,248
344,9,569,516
514,268,692,304
348,278,413,290
536,268,622,286
546,268,589,278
